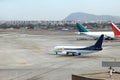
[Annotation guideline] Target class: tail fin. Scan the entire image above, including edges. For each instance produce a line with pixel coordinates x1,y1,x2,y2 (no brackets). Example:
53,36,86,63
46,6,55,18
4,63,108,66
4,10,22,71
86,35,104,50
94,34,104,49
76,23,88,32
110,23,120,37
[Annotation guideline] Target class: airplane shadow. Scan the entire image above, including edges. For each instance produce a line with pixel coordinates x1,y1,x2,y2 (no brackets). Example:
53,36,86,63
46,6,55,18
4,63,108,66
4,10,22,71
76,55,101,59
50,54,99,59
48,53,102,59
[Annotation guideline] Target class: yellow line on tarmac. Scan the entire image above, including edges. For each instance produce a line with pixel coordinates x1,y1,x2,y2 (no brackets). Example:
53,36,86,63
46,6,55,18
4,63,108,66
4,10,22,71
17,61,27,64
110,57,120,61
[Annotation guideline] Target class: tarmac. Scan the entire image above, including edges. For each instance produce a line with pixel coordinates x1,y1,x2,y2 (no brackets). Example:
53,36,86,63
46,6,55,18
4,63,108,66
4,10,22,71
0,30,120,80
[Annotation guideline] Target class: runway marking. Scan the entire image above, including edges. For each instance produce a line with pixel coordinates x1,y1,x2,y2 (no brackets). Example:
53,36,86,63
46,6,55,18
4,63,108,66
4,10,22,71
18,61,27,64
87,56,98,59
110,57,120,61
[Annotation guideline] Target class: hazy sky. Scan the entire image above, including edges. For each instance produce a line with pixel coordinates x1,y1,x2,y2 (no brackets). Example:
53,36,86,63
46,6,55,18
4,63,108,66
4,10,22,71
0,0,120,20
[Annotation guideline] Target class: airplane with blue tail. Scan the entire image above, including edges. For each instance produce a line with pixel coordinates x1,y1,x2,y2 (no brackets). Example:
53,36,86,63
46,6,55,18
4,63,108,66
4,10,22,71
54,35,104,56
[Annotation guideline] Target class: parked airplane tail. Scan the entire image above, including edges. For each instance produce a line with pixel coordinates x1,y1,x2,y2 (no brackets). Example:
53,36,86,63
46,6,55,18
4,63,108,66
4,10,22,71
85,35,104,50
110,23,120,37
76,23,88,32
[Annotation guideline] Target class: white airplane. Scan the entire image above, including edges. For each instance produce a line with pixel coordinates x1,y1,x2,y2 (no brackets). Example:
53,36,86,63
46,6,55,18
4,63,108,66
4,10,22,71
76,23,115,40
54,35,104,56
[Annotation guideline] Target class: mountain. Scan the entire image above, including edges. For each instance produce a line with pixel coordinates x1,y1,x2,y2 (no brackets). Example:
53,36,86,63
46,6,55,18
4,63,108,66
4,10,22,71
63,12,120,22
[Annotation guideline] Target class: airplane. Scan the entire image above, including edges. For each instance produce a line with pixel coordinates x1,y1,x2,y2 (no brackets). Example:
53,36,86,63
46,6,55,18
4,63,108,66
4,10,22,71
110,23,120,37
54,35,104,56
76,23,114,40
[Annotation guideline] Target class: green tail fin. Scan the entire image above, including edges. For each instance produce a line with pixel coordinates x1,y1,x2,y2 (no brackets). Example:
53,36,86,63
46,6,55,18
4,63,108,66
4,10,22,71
76,23,88,32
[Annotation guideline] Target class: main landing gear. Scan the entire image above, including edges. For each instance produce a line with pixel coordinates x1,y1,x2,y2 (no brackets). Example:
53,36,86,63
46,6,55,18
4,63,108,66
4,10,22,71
66,52,81,56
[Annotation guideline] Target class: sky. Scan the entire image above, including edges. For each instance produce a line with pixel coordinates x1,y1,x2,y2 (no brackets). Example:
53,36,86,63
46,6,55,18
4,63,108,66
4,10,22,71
0,0,120,20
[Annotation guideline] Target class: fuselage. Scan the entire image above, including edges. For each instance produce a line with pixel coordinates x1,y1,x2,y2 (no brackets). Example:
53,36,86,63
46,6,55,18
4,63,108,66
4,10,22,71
54,46,101,55
81,32,114,39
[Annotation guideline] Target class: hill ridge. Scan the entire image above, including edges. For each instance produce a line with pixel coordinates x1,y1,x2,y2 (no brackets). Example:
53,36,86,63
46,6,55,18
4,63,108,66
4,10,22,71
63,12,120,22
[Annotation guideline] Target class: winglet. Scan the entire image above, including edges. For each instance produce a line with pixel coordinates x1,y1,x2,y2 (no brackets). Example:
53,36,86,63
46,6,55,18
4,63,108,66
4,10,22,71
110,23,120,37
76,23,88,32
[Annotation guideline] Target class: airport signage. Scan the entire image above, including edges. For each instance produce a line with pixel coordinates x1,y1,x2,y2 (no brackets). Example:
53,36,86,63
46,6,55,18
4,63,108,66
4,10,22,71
102,61,120,67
